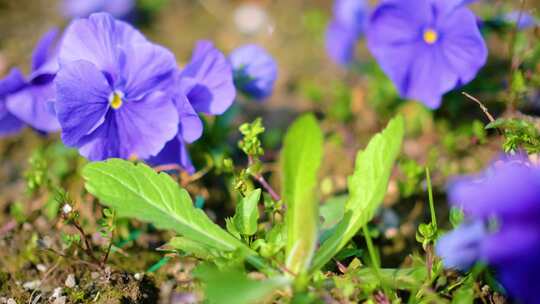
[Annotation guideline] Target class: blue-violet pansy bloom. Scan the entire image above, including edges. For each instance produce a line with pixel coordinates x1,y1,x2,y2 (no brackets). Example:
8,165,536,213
229,44,277,101
365,0,488,109
55,13,179,161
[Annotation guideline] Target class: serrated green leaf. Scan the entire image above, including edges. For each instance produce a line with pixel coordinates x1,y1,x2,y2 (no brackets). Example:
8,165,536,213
83,159,244,252
194,264,290,304
311,116,404,272
233,189,261,236
282,114,324,276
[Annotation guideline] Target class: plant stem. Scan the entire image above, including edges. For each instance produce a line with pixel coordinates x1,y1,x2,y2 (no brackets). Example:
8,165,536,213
72,220,99,263
507,0,527,112
101,211,116,266
425,167,437,230
362,225,383,287
253,174,281,202
248,156,281,201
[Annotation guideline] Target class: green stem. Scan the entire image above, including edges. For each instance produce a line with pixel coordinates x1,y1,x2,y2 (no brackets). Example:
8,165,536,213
362,225,383,287
425,167,437,229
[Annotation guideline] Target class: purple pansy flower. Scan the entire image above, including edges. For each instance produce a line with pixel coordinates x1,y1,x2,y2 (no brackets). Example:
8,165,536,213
62,0,135,19
229,44,277,101
149,41,236,173
325,0,369,65
365,0,488,109
437,157,540,303
55,13,179,161
1,29,62,134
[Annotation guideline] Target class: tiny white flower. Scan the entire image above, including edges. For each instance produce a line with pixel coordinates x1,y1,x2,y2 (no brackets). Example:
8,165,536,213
62,204,72,215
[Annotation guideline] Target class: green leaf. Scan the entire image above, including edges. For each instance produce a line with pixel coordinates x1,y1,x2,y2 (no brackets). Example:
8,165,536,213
162,236,218,260
320,195,347,230
233,189,261,236
83,159,244,252
281,114,324,276
311,116,404,272
451,277,475,304
352,267,427,290
194,264,290,304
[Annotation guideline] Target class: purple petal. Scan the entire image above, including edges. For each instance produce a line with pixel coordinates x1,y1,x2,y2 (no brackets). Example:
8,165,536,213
59,13,146,78
0,99,24,137
104,0,135,19
448,160,540,220
175,92,203,143
482,222,540,266
120,42,177,101
0,68,27,136
438,6,487,85
436,221,486,271
404,45,460,108
0,68,27,96
325,20,358,65
147,136,195,174
78,92,178,160
62,0,134,19
31,28,59,72
179,40,236,114
62,0,103,18
55,60,111,146
333,0,369,32
492,252,540,304
6,84,61,132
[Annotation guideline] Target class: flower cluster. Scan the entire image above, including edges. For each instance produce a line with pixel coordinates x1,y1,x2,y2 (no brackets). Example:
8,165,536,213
326,0,488,109
437,156,540,303
0,13,278,174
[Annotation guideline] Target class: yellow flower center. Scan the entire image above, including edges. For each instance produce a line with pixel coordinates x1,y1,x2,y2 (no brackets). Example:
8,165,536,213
423,28,438,45
109,91,124,110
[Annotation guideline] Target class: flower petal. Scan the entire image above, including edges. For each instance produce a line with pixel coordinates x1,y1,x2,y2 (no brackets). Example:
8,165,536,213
120,42,177,101
55,60,111,146
147,136,195,174
448,160,540,219
180,40,236,114
175,92,203,143
436,221,486,271
77,92,178,161
438,7,487,85
0,68,27,96
325,20,358,65
110,92,178,159
31,28,59,72
59,13,146,77
333,0,369,32
6,84,61,132
0,100,24,137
